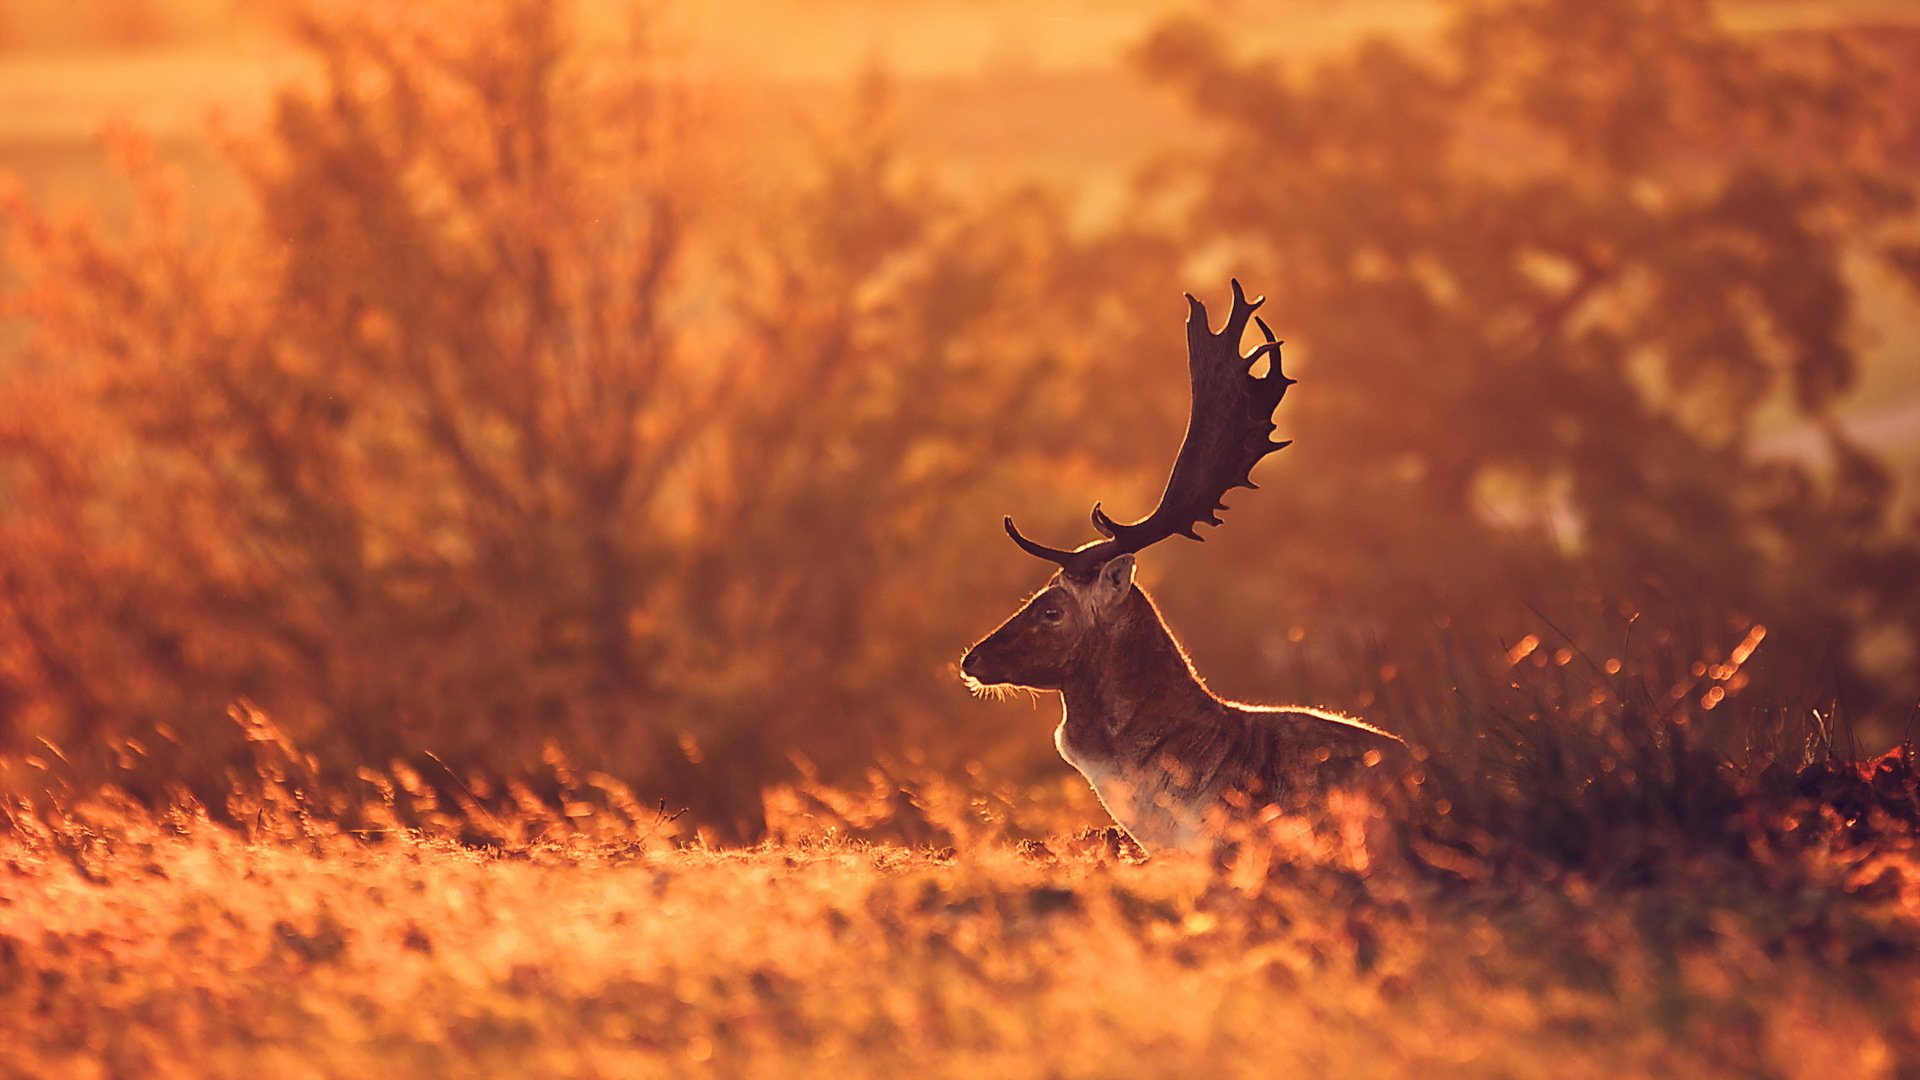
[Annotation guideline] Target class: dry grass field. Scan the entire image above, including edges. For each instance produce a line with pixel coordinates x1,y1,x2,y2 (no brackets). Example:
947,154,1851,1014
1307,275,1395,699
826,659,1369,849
6,704,1920,1079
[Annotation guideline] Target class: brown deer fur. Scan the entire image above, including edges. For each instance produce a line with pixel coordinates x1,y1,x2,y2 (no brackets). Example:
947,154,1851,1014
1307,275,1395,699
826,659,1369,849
963,554,1404,853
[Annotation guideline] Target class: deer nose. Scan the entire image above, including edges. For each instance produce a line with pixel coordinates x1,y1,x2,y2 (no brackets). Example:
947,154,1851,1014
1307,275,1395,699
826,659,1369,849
961,650,980,677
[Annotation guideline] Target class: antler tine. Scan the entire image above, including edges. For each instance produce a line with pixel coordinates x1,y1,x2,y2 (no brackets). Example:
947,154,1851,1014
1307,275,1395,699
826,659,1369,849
1250,317,1293,384
1223,278,1265,343
1003,516,1078,566
1090,503,1118,538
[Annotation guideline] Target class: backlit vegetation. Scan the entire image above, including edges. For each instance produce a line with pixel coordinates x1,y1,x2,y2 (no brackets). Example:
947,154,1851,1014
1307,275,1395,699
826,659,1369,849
7,667,1920,1077
2,0,1919,1074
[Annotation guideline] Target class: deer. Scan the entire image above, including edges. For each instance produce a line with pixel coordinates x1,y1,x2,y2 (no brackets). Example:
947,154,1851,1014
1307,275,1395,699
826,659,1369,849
960,281,1407,855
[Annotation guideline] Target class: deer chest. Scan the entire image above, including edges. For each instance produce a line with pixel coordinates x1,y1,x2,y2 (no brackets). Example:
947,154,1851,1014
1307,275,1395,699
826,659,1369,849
1054,719,1209,853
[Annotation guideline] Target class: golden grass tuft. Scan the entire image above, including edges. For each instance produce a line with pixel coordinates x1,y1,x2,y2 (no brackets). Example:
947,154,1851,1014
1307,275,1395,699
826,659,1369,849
5,698,1920,1079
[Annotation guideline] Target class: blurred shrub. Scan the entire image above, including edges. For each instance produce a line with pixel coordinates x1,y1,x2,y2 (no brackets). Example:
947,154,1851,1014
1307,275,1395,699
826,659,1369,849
0,0,1916,832
1129,0,1920,730
0,2,1112,828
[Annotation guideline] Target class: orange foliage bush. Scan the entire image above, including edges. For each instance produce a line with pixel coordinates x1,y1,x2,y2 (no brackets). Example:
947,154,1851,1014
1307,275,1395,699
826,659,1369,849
0,3,1107,826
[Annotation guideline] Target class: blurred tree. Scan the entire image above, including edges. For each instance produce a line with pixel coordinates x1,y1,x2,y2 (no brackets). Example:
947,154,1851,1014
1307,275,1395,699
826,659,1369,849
4,1,713,792
1128,0,1920,727
3,0,1918,830
0,3,1115,826
640,78,1137,821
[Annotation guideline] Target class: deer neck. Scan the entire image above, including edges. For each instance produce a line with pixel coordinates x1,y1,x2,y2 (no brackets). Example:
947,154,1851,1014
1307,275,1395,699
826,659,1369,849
1060,588,1213,743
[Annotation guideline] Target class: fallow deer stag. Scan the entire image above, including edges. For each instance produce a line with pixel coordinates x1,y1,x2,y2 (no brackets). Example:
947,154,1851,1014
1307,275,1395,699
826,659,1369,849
961,281,1406,854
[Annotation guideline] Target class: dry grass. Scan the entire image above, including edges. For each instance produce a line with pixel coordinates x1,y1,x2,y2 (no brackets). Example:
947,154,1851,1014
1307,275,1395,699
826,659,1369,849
6,707,1920,1079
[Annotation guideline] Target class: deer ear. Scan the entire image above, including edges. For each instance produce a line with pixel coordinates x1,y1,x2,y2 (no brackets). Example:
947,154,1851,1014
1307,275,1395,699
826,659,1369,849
1092,554,1136,614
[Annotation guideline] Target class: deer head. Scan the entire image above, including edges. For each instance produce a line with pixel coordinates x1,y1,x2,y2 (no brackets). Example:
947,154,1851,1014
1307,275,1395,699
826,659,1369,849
961,280,1295,690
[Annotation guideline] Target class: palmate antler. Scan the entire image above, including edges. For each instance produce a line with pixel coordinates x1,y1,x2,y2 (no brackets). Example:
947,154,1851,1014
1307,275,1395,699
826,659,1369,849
1005,280,1295,581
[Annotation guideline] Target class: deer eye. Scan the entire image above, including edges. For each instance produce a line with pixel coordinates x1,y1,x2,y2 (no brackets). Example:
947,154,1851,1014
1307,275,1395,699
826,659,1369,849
1040,607,1065,623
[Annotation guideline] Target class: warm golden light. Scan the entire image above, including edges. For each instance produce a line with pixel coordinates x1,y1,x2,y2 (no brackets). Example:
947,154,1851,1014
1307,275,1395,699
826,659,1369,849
1,0,1918,1075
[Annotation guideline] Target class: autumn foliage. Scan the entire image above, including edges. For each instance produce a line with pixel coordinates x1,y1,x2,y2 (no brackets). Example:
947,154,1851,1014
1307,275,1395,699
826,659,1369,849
1,0,1917,837
6,3,1920,1075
